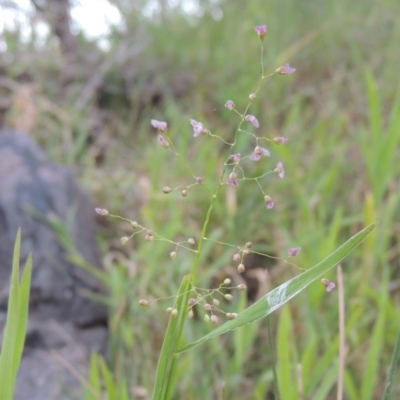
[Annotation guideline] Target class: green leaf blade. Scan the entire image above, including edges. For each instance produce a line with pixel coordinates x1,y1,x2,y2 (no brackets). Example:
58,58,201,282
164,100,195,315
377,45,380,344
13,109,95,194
0,229,24,400
152,275,192,399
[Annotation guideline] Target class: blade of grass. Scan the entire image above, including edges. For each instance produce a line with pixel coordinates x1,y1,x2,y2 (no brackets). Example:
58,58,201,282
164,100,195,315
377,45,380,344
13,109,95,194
0,229,32,400
276,306,295,400
0,230,21,400
13,255,32,376
98,355,118,399
361,268,389,400
267,315,281,400
382,327,400,400
178,223,376,353
86,354,101,400
152,275,192,400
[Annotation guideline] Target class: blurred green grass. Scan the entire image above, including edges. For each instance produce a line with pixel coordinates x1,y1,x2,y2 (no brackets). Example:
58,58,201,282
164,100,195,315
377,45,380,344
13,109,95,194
2,0,400,398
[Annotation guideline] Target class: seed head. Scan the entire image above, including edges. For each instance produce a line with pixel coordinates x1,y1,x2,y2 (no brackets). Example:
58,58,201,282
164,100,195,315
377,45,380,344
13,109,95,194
188,310,194,319
242,249,249,256
171,308,179,318
204,303,212,311
120,236,129,245
139,299,149,306
233,253,241,262
204,314,210,323
225,100,235,110
250,145,270,161
190,119,209,137
145,234,154,242
157,134,169,148
166,307,173,313
151,119,168,132
254,24,267,40
227,171,238,186
288,247,301,257
226,172,239,186
321,278,336,292
274,136,289,145
264,195,274,209
226,312,236,320
274,162,285,178
169,251,177,260
276,63,296,75
188,298,197,306
229,153,241,163
237,263,245,274
131,221,139,228
223,278,231,285
249,93,256,100
163,186,172,194
181,189,188,197
188,238,195,245
245,114,260,128
95,208,108,216
213,299,220,307
237,284,247,290
224,294,233,301
211,315,220,324
196,176,204,184
246,242,253,249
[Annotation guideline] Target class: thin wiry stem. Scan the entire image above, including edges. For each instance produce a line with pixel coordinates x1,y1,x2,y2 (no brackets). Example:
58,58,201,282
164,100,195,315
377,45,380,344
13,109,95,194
297,363,304,400
337,265,345,400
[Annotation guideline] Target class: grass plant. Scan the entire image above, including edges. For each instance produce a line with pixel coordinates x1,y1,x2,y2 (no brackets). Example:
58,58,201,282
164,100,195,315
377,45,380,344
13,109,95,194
1,0,400,398
93,25,375,399
0,230,32,400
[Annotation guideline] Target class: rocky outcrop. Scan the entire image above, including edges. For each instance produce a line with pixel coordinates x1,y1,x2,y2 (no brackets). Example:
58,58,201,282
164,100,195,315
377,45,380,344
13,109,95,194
0,131,107,400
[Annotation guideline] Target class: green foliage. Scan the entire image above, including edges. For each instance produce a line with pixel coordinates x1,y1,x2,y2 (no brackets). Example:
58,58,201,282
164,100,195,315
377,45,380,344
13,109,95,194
2,0,400,398
0,230,32,400
83,353,129,400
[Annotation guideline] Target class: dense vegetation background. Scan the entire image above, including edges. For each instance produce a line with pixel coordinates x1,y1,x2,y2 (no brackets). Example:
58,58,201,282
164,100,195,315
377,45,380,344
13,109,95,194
1,0,400,398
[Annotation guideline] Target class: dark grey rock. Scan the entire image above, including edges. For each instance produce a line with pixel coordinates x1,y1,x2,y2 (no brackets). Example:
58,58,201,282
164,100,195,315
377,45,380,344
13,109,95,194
0,131,107,400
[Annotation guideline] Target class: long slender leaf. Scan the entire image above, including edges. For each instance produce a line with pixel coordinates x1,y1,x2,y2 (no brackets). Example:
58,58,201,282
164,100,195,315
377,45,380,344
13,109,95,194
152,275,192,399
0,229,32,400
276,306,295,400
0,230,21,400
13,255,32,379
178,223,376,353
99,356,118,399
382,327,400,400
361,268,389,400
